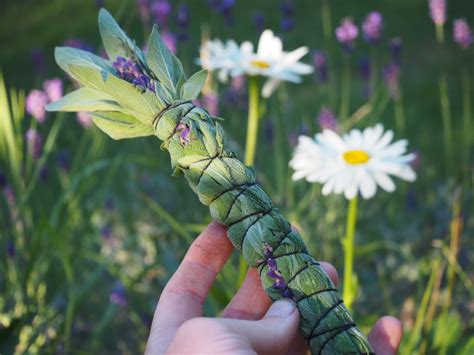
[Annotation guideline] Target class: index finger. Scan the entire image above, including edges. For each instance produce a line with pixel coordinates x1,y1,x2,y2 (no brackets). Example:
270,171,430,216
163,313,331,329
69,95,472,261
146,221,233,354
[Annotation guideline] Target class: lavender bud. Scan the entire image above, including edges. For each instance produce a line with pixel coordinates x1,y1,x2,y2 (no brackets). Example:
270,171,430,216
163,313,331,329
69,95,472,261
453,19,473,49
252,12,265,32
151,0,172,28
312,50,328,83
264,119,274,145
429,0,446,26
362,11,383,43
137,0,151,24
280,17,295,32
25,129,43,159
6,241,15,259
390,37,403,64
162,31,177,54
76,111,93,128
383,63,401,100
26,90,49,123
317,107,338,132
110,283,128,308
63,38,94,52
273,276,287,290
203,92,219,117
282,288,293,298
57,150,71,172
335,18,359,49
31,48,47,76
176,4,189,28
43,78,63,102
176,122,191,145
267,257,277,270
267,269,279,278
280,0,294,16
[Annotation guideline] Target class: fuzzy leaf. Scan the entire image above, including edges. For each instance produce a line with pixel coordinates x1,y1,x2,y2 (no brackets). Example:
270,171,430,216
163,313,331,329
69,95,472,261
146,26,185,96
180,70,208,101
55,47,111,77
92,111,154,140
98,8,146,64
46,87,121,112
67,64,164,122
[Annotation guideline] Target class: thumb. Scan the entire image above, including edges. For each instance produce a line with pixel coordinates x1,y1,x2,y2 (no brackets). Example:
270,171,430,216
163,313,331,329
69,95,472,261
221,299,300,355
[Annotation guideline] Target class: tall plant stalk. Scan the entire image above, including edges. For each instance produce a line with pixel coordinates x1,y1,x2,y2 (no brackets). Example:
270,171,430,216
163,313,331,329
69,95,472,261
340,55,352,121
462,68,472,181
343,196,358,311
244,76,260,166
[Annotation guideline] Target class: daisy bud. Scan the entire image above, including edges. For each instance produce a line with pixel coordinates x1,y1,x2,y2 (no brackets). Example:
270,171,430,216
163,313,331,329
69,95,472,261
453,19,473,49
362,11,383,43
335,18,359,49
429,0,446,26
26,90,49,123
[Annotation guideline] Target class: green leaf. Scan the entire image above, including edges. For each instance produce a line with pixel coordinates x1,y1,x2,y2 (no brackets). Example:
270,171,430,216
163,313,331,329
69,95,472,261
46,87,121,112
55,47,111,77
67,64,164,122
91,111,154,140
180,70,208,101
146,26,185,96
98,8,145,63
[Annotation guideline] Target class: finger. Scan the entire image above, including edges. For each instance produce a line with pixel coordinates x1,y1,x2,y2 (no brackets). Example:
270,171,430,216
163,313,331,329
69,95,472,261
320,261,339,286
221,299,300,355
146,221,233,354
368,316,403,355
221,268,272,320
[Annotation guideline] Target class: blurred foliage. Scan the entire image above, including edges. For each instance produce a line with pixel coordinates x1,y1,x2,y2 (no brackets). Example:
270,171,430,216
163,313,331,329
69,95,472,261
0,0,473,353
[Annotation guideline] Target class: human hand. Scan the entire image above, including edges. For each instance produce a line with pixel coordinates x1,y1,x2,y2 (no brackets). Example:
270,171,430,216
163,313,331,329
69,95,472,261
145,221,403,354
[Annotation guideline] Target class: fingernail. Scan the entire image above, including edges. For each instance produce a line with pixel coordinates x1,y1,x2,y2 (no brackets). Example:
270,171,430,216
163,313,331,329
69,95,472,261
266,300,296,317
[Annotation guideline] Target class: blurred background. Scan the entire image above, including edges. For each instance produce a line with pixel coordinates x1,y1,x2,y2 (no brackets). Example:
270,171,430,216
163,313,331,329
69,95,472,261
0,0,473,353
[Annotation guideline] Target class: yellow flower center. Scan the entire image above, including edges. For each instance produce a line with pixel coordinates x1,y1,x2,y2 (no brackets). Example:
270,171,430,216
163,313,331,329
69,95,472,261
343,149,371,165
250,59,270,69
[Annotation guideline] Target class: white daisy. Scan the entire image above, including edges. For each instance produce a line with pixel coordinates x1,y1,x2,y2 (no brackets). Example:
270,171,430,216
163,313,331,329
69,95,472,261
197,39,243,83
197,30,313,97
290,124,417,200
234,30,313,97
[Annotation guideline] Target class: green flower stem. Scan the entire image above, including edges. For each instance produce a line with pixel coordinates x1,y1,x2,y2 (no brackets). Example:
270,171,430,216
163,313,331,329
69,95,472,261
321,0,332,42
340,55,352,121
462,68,472,181
343,196,358,311
439,75,453,172
244,76,260,166
435,23,445,45
394,95,406,134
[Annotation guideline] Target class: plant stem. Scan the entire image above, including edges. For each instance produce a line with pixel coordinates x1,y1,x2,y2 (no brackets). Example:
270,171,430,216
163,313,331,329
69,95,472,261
394,95,406,134
462,68,472,181
321,0,332,42
340,55,352,121
435,24,444,44
240,76,261,285
244,76,260,166
439,75,453,173
343,196,358,311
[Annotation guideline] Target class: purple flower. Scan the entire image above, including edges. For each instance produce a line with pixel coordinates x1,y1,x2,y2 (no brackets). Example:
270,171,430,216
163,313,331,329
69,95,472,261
26,90,49,123
317,107,338,131
31,48,46,75
281,17,295,32
151,0,172,28
113,56,155,92
57,150,71,172
203,92,219,117
390,37,403,64
362,11,383,43
359,57,372,98
252,12,265,32
312,50,328,83
267,257,277,270
281,0,294,16
176,122,191,145
429,0,446,26
282,288,293,298
137,0,151,24
25,129,43,159
383,63,401,100
76,111,93,128
273,275,287,290
43,78,63,102
110,283,128,308
176,4,189,28
335,18,359,48
453,19,473,49
162,31,177,54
